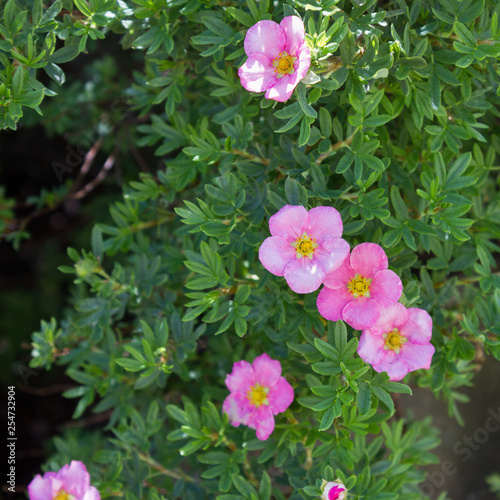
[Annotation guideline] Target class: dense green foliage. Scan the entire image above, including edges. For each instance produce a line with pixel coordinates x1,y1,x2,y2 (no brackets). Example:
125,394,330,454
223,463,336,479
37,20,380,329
2,0,500,498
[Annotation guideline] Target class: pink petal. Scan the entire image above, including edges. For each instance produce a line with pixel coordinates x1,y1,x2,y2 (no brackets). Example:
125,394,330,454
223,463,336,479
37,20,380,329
357,331,386,366
314,237,350,275
238,53,277,93
402,308,433,344
402,342,435,372
248,405,275,440
265,75,295,102
279,16,305,56
350,243,388,278
60,461,90,497
367,303,408,335
327,485,346,500
50,478,64,496
269,204,308,238
244,20,286,59
28,475,53,500
323,257,355,289
283,257,325,294
372,352,409,382
223,392,253,426
264,46,311,102
369,269,403,307
307,206,343,240
258,236,295,276
342,297,380,330
267,377,294,414
225,360,255,393
323,482,346,500
82,486,101,500
317,285,352,322
253,353,281,387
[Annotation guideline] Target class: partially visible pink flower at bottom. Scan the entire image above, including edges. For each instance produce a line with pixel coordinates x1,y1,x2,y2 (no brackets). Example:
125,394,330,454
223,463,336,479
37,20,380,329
28,460,100,500
321,480,347,500
223,353,294,440
357,303,435,381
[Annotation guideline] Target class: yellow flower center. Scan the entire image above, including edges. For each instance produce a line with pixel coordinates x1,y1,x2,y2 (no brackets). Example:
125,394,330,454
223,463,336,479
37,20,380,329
347,274,372,298
247,384,269,408
272,51,296,78
383,329,407,354
54,491,72,500
291,232,318,259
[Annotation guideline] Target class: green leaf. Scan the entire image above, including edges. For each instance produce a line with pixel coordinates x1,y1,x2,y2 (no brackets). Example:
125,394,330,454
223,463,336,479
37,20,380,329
74,0,93,16
371,386,395,413
384,382,412,395
202,17,235,38
454,22,477,48
115,358,147,372
298,116,311,147
319,107,332,137
390,186,408,220
11,65,24,100
225,7,254,27
336,151,355,173
364,115,392,127
49,43,80,64
357,381,372,414
314,339,340,361
397,57,427,68
429,70,441,110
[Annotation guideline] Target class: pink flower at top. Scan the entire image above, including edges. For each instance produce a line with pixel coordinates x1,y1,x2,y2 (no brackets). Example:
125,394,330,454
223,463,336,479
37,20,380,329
317,242,402,330
321,480,347,500
258,205,350,294
28,460,100,500
223,353,294,441
238,16,311,102
357,303,435,381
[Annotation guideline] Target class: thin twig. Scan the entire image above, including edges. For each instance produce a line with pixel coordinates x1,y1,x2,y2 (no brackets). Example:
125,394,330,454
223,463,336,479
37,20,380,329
316,133,355,165
72,146,118,199
137,452,194,482
231,148,271,166
71,139,104,191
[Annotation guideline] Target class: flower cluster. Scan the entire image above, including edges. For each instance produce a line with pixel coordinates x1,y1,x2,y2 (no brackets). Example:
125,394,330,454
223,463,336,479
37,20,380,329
259,205,435,382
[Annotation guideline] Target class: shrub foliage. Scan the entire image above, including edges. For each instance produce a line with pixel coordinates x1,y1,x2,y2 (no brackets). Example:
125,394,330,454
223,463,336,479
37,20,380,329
2,0,500,497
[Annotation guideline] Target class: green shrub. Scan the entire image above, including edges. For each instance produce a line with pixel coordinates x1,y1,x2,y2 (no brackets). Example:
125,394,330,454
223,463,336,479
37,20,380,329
2,0,500,498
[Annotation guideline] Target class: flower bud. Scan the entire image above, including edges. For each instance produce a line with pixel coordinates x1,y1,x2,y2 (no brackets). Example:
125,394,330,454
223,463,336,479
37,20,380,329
321,479,347,500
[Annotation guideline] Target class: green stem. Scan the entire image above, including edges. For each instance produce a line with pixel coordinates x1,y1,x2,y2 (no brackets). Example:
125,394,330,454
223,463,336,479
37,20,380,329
137,452,194,482
316,133,356,165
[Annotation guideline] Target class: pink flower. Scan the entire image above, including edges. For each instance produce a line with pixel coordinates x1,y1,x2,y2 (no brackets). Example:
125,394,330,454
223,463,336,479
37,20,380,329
357,303,435,381
321,480,347,500
238,16,311,102
317,243,403,330
28,460,100,500
223,353,294,440
258,205,350,294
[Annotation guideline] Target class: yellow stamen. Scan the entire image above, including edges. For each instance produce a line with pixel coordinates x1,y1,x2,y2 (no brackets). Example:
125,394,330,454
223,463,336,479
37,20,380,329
291,232,318,260
247,383,269,408
347,274,372,298
54,491,72,500
272,51,297,78
383,328,407,354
